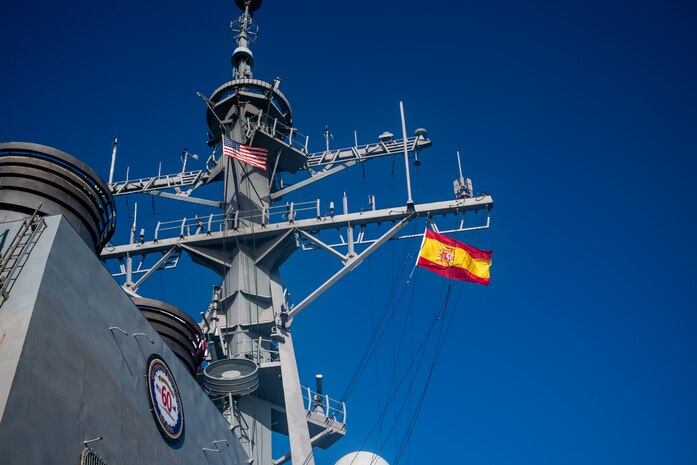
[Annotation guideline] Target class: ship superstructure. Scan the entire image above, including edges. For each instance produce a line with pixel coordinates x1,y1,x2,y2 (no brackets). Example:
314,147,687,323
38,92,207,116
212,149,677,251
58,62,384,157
0,1,493,464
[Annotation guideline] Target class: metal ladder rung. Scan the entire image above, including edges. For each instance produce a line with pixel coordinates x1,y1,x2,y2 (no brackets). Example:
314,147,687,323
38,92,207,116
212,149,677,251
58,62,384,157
0,206,46,304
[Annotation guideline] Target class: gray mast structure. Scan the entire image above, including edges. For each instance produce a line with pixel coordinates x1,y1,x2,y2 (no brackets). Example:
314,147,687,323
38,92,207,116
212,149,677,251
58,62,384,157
101,1,494,465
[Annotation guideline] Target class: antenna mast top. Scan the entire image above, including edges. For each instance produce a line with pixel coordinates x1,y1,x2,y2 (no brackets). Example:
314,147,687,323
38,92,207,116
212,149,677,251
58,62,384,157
235,0,262,14
230,0,262,79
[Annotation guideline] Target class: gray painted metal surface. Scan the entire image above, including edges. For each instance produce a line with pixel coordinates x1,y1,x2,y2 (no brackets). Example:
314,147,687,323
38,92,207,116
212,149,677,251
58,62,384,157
204,358,259,395
277,328,315,465
0,219,51,418
132,297,205,377
0,216,248,465
0,142,116,253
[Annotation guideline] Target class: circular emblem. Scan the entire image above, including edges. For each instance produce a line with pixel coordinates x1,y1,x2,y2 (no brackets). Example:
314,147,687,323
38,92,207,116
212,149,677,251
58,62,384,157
146,355,184,443
436,246,456,267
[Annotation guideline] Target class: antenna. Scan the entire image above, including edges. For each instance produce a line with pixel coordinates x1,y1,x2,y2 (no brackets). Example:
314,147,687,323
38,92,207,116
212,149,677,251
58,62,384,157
109,138,118,185
130,202,138,245
230,0,261,79
197,92,225,129
399,101,414,207
181,148,199,174
453,151,473,199
324,126,333,152
457,150,464,184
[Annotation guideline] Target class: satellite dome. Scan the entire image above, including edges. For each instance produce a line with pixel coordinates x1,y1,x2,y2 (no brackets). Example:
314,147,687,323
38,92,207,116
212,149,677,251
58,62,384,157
335,451,389,465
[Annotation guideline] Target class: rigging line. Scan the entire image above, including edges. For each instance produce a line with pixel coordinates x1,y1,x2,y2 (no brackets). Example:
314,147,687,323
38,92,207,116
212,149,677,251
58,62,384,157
339,220,421,402
339,218,421,399
379,219,419,307
376,219,487,463
407,273,415,465
317,227,423,465
238,161,262,331
373,268,420,449
339,270,410,402
467,209,488,246
372,277,454,460
240,160,262,436
367,240,383,435
394,352,453,465
378,280,451,453
373,218,421,321
231,160,253,330
232,231,245,336
330,254,425,465
338,253,411,399
333,220,426,460
223,153,237,359
372,220,426,420
394,281,465,465
228,148,265,443
351,282,451,462
406,225,429,283
391,270,398,456
221,152,228,284
359,147,383,425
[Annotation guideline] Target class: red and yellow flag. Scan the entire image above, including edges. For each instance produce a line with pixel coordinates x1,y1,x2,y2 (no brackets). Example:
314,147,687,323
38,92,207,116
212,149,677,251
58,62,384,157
416,229,492,285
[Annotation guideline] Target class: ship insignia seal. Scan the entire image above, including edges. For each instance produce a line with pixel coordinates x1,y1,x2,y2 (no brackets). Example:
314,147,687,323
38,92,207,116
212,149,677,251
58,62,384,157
146,354,184,443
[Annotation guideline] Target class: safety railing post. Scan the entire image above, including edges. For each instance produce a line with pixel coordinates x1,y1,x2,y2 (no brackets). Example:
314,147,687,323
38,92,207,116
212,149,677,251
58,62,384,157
179,218,186,238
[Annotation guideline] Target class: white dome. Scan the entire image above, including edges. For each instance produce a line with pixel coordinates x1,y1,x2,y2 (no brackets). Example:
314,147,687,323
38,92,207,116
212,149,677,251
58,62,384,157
335,451,390,465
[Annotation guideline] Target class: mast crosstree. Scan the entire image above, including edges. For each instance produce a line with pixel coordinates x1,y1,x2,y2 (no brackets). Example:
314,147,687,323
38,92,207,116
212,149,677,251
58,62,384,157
101,2,494,464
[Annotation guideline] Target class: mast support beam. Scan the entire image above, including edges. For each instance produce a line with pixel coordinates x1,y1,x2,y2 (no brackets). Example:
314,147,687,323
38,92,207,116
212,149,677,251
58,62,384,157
296,229,348,262
287,214,414,321
101,196,493,261
127,246,179,292
146,191,223,208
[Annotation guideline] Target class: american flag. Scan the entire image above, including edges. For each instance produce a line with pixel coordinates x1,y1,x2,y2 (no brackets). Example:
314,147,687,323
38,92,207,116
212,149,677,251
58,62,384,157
222,135,268,171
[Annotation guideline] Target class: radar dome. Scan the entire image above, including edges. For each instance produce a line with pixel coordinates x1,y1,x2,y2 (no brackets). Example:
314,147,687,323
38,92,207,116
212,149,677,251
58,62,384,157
335,451,389,465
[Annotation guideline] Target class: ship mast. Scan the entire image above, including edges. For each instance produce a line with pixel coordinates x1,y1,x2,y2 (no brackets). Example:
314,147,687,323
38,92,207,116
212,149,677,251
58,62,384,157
212,1,318,463
101,1,494,464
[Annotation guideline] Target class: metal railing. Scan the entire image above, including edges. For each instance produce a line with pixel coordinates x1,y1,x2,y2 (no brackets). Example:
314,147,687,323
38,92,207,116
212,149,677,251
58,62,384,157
110,169,207,196
302,386,346,424
107,192,490,251
304,134,431,169
141,199,328,243
230,337,280,365
246,111,310,154
153,214,226,241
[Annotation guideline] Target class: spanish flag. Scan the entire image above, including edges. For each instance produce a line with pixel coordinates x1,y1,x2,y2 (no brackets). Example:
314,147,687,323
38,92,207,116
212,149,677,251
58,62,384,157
416,229,492,285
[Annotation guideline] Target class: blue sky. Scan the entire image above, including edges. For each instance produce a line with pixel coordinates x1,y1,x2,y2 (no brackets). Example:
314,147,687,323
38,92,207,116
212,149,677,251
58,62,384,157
1,1,695,464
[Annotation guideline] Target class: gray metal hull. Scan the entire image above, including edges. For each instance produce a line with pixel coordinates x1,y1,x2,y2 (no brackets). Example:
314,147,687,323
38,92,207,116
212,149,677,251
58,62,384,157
0,216,248,464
